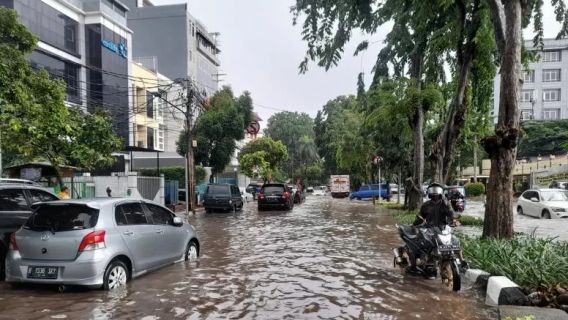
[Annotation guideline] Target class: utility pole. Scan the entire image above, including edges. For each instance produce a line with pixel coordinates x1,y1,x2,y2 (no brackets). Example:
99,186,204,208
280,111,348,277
473,135,478,182
185,79,196,215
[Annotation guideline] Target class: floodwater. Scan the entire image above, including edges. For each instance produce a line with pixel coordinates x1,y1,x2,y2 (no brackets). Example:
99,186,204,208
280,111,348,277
0,197,496,319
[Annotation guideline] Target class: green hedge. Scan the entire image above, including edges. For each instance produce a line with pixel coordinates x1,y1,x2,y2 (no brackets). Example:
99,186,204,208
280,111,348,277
139,166,206,187
465,182,485,196
461,235,568,286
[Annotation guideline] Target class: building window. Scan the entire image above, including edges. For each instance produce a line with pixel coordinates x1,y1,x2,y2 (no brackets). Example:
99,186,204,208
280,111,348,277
523,70,535,83
28,51,81,104
147,127,155,150
521,110,533,120
158,124,165,150
543,109,560,120
520,90,534,102
542,50,561,62
14,0,79,55
147,92,154,118
543,89,561,101
543,69,561,82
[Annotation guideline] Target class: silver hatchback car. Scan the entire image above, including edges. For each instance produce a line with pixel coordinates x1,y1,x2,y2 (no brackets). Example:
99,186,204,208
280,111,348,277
6,198,199,290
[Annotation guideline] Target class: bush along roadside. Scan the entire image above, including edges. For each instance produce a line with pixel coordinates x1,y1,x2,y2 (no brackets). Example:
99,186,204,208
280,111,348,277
461,235,568,312
389,209,484,227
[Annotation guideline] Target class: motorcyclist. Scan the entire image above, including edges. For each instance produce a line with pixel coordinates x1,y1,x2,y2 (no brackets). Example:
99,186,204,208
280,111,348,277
406,182,458,275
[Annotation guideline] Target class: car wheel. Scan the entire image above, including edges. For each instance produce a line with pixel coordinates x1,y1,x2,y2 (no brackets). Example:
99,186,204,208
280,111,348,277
185,241,199,262
205,208,212,213
542,210,551,219
517,206,523,215
357,197,361,201
103,260,129,291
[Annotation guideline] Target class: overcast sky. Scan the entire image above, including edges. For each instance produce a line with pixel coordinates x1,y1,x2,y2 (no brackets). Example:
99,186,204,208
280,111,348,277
154,0,565,124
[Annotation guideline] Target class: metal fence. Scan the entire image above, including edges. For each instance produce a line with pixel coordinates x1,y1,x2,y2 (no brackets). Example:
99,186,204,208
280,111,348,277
137,176,161,201
164,180,179,205
62,176,96,199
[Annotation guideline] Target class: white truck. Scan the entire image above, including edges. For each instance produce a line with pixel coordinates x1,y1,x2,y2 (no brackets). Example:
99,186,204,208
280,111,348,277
330,175,350,198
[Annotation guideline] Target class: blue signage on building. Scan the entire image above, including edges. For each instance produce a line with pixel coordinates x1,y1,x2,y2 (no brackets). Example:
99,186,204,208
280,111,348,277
102,40,128,59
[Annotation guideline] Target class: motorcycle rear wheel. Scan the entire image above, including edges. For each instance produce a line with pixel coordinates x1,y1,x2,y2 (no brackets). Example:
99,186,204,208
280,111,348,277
440,261,461,291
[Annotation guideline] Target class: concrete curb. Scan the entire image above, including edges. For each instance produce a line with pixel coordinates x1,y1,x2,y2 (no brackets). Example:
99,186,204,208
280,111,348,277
463,269,566,319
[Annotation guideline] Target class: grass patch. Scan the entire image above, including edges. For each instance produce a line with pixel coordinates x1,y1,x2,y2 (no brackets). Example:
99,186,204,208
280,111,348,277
459,215,484,227
390,210,419,225
461,235,568,286
376,202,406,210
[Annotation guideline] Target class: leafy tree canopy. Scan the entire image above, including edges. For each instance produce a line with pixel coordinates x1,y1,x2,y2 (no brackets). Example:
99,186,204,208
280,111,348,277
518,120,568,158
177,86,253,175
238,137,288,171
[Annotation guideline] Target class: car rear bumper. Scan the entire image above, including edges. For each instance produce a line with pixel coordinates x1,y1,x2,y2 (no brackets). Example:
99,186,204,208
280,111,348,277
258,201,289,208
5,250,111,287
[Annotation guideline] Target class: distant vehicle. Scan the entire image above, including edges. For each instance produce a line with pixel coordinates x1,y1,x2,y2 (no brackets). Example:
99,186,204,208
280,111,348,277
312,186,326,196
516,189,568,219
549,181,568,190
445,186,466,212
330,175,350,198
203,184,244,213
5,198,200,290
258,184,294,211
239,187,254,203
246,183,262,200
350,184,390,200
0,183,59,280
389,183,400,195
305,187,314,194
0,179,41,186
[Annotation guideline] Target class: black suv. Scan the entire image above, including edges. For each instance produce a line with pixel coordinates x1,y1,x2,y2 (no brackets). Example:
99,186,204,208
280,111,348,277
0,183,59,280
203,184,243,213
258,184,294,211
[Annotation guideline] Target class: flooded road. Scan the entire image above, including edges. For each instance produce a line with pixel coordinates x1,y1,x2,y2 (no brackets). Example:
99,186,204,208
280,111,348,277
0,197,495,319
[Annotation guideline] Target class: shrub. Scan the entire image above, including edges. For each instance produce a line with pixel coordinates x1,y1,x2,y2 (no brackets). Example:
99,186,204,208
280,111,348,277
459,215,484,227
461,235,568,286
465,182,485,196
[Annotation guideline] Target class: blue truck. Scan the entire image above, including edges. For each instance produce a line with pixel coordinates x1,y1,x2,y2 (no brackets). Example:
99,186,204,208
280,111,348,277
350,184,390,200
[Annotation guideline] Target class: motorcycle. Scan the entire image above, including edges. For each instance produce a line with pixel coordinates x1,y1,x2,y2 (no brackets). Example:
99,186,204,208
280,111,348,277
450,198,465,212
393,224,463,291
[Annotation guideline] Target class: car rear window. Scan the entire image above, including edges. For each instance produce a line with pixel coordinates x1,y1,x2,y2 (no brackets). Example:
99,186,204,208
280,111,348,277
207,185,229,194
24,204,99,232
263,185,284,193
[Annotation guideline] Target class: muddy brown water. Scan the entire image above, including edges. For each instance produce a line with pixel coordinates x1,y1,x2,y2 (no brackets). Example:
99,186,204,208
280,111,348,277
0,197,496,319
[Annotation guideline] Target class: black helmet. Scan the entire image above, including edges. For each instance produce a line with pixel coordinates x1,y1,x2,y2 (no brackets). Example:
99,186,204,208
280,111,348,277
427,182,444,200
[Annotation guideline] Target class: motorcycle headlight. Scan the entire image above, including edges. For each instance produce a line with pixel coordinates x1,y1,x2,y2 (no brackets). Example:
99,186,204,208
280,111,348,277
551,207,566,212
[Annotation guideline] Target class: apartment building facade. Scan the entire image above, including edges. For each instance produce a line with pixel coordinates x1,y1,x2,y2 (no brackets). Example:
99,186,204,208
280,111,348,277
493,38,568,121
124,0,220,98
0,0,134,146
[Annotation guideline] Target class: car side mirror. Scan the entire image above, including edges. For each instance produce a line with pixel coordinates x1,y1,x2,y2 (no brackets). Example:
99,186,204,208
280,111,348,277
173,216,183,226
530,197,539,202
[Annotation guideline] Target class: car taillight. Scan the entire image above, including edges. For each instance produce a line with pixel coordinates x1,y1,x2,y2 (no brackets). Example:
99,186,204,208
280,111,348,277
282,192,290,199
78,230,106,252
9,233,18,251
258,192,265,199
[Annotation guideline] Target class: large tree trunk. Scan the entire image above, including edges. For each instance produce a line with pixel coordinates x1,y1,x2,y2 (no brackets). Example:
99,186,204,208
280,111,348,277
408,107,425,210
406,44,426,211
482,0,522,239
430,0,481,184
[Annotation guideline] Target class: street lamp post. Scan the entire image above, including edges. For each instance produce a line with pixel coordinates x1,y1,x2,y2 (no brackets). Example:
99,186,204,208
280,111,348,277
537,155,542,170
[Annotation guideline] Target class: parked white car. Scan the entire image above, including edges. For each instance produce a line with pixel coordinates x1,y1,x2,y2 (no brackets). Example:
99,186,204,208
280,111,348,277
313,186,326,196
239,187,254,203
517,189,568,219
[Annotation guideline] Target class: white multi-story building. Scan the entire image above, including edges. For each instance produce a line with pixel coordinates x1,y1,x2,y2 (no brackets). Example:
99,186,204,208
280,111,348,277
493,38,568,121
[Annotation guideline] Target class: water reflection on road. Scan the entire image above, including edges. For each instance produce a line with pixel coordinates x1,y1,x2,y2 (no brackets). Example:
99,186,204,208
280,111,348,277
0,197,496,319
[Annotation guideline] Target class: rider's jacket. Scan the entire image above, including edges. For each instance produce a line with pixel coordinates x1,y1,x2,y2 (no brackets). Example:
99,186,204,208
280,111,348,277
413,199,456,227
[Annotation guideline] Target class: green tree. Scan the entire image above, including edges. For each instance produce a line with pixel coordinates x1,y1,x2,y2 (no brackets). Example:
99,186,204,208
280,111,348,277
240,151,272,182
519,120,568,158
0,8,121,181
238,137,288,172
264,111,315,177
177,87,251,176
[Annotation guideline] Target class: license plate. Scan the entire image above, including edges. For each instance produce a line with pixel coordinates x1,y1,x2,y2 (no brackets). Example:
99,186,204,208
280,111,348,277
267,197,279,202
438,244,460,251
27,266,58,279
